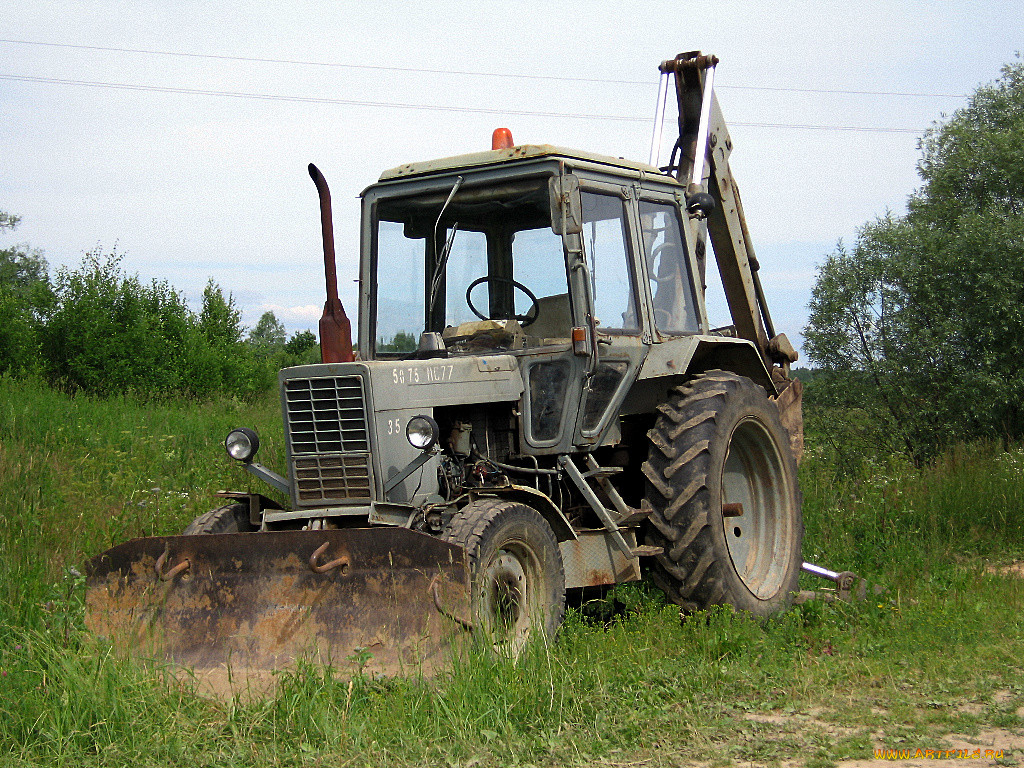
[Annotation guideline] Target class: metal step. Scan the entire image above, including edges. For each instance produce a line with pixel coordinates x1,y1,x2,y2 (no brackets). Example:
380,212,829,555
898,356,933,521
580,466,622,480
583,455,641,526
631,545,663,557
559,455,646,561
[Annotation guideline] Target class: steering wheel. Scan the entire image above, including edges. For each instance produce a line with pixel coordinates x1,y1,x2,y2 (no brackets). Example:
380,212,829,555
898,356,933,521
648,242,679,284
465,276,540,327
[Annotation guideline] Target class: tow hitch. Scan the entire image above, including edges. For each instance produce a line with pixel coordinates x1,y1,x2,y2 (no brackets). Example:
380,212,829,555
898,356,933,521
797,561,883,604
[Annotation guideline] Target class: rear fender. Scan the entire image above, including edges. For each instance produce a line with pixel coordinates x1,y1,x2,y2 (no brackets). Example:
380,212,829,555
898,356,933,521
624,337,774,415
685,338,774,393
773,377,804,463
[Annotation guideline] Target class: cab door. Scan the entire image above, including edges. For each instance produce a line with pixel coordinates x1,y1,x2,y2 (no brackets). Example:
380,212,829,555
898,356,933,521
570,184,651,448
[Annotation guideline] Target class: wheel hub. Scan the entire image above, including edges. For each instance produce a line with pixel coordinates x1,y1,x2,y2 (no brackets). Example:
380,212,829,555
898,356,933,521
721,417,795,599
480,549,529,639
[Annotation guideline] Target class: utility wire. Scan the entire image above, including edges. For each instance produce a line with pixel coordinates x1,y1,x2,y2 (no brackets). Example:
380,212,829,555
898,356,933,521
0,73,927,134
0,38,971,99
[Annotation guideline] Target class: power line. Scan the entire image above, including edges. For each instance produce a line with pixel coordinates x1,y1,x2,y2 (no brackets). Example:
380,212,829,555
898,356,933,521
0,37,971,99
0,73,928,134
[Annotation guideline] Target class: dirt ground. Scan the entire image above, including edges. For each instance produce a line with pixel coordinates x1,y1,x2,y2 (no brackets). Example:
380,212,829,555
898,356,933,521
735,705,1022,767
837,725,1024,768
751,563,1024,768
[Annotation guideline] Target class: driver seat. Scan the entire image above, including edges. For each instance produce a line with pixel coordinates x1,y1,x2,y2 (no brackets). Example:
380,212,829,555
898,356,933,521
527,293,572,341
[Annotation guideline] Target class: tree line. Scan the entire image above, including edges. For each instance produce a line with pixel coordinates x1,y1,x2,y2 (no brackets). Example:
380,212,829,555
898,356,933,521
0,222,319,399
804,58,1024,464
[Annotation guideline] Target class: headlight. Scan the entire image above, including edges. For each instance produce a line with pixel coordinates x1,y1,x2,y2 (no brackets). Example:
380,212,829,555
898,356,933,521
406,415,439,451
225,428,260,462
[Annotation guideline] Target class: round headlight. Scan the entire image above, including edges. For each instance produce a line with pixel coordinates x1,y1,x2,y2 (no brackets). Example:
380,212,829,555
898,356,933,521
225,428,260,462
406,415,439,451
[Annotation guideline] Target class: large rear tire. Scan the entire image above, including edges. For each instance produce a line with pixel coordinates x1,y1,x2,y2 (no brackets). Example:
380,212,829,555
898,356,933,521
182,503,257,535
443,499,565,654
643,370,803,617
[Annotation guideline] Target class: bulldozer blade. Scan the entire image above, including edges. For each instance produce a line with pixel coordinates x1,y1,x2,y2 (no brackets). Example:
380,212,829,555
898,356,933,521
85,528,470,691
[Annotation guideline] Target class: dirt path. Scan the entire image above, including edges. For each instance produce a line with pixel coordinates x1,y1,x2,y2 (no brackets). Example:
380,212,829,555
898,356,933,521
837,725,1024,767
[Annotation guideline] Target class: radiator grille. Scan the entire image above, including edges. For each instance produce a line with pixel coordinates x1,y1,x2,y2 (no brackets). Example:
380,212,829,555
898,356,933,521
285,376,369,454
293,454,372,502
284,375,372,504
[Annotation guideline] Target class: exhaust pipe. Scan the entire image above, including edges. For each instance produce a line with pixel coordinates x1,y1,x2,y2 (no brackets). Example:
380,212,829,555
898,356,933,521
308,163,355,363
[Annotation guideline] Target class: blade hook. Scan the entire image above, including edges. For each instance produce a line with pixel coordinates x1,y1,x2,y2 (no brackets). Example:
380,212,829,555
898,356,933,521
154,548,190,581
309,542,350,575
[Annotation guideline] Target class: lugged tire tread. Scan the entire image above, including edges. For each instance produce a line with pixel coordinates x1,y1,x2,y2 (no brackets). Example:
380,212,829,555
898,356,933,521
668,510,709,559
663,440,711,480
442,498,517,561
183,503,254,535
643,370,802,614
663,477,707,523
667,409,717,441
640,461,674,499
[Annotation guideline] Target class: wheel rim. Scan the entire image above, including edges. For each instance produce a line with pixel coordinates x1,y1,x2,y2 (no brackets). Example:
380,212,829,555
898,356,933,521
478,541,538,651
721,417,795,599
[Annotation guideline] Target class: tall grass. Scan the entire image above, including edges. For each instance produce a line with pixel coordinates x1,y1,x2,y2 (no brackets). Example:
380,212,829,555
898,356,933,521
0,375,283,623
801,440,1024,582
1,377,1022,767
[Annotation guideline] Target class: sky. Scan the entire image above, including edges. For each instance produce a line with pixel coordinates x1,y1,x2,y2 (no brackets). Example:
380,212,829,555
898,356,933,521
1,1,1021,359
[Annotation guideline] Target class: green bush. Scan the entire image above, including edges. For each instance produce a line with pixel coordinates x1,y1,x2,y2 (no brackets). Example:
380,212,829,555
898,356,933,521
0,286,39,374
39,249,277,399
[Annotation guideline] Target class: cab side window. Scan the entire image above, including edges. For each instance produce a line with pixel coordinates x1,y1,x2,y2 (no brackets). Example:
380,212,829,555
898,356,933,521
639,200,699,334
581,192,638,331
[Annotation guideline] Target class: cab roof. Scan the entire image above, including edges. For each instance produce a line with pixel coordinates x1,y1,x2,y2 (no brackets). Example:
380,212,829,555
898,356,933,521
377,143,673,182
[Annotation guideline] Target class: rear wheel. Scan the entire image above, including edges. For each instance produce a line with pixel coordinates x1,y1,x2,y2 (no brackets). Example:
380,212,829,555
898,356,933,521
443,499,565,654
182,503,257,535
643,370,802,616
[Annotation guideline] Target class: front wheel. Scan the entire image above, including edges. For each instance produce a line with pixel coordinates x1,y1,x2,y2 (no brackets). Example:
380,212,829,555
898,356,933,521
443,499,565,655
643,370,803,616
182,503,257,535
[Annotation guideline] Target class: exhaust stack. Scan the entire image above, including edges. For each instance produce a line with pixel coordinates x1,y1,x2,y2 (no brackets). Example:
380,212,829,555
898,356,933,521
308,163,355,363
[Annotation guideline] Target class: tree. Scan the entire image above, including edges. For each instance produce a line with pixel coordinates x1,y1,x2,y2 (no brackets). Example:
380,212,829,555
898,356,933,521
284,329,317,356
0,211,50,373
805,58,1024,463
248,311,287,351
0,245,49,297
0,211,20,232
41,249,191,393
198,280,243,346
377,330,417,353
0,210,51,307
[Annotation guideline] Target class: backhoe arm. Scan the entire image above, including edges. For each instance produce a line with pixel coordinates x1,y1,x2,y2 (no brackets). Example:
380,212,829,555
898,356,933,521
659,52,798,374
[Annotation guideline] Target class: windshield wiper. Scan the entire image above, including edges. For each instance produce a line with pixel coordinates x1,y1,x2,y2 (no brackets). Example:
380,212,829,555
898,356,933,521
426,176,464,324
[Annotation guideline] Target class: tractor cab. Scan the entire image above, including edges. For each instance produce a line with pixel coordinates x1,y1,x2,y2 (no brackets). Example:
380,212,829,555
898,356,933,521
359,140,705,451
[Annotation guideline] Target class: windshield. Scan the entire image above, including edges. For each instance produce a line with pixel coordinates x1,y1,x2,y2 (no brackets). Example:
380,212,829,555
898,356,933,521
372,178,570,356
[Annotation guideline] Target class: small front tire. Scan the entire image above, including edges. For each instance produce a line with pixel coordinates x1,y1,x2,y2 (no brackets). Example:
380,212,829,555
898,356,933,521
443,499,565,655
182,503,257,535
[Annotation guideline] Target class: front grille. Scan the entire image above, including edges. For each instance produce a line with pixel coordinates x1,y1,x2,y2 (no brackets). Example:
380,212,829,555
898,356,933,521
294,454,372,502
284,375,372,504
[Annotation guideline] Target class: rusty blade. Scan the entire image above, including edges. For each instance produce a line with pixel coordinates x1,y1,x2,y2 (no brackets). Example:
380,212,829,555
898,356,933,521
85,528,470,680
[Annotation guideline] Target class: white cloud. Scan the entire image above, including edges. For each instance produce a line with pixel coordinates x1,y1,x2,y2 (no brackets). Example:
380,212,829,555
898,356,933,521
258,303,322,322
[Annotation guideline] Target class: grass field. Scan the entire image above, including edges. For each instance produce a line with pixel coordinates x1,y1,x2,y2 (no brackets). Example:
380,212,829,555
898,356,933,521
1,375,1022,767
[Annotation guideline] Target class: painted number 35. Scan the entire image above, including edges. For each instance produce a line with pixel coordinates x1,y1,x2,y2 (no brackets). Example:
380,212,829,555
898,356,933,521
386,417,402,435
